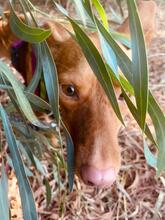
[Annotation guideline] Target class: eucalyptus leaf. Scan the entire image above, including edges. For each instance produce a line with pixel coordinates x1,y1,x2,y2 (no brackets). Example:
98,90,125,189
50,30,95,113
0,81,51,113
148,93,165,175
67,17,123,124
7,154,33,177
127,0,149,130
0,60,49,128
71,0,88,26
26,92,51,113
44,178,52,207
0,105,38,220
9,11,51,43
87,8,165,167
0,162,9,220
107,65,156,144
39,42,60,124
144,141,157,169
111,31,131,48
61,121,74,192
93,17,133,83
34,155,47,176
26,44,42,93
81,1,133,84
92,0,108,30
99,34,118,76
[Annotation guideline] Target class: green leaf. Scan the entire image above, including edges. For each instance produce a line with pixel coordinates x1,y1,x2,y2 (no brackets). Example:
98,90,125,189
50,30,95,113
0,105,38,220
57,0,165,175
19,143,37,168
144,141,157,169
71,0,88,26
148,93,165,175
100,34,118,77
7,154,33,177
39,42,60,124
26,45,42,93
0,82,51,113
44,178,52,207
9,11,51,43
61,121,74,192
82,1,119,77
90,11,162,147
127,0,149,130
33,155,46,175
111,31,131,48
94,17,133,83
92,0,109,30
67,17,124,124
26,92,51,113
0,162,9,220
0,84,13,90
107,66,156,144
121,88,156,145
0,60,48,128
119,75,134,95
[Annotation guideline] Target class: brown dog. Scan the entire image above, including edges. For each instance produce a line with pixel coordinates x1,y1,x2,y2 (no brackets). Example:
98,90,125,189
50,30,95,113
0,1,157,188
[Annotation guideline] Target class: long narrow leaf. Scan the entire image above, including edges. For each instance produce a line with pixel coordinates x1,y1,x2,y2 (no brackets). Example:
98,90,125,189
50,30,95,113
92,0,109,30
100,33,118,76
82,1,119,77
107,66,156,144
0,163,9,220
121,88,156,145
144,141,157,169
67,17,123,123
0,60,48,128
0,105,38,220
71,0,88,26
94,17,133,83
26,92,51,113
9,11,51,43
89,11,165,152
0,83,51,113
56,0,165,175
148,93,165,175
44,178,52,207
39,42,60,124
61,121,74,192
26,45,42,93
111,31,131,48
55,1,124,123
127,0,149,130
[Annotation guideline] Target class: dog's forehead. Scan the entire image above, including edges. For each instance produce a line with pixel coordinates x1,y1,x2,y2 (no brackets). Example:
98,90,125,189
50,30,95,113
56,32,100,66
56,36,99,84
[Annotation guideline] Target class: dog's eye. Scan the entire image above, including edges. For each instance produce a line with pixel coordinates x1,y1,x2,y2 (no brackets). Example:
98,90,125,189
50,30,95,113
62,85,77,97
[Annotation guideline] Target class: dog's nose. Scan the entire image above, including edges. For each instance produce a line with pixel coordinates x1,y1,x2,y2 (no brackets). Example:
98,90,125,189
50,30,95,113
81,165,116,188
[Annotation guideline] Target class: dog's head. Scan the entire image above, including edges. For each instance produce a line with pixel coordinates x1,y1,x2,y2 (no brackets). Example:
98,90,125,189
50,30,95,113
56,35,122,187
45,0,157,188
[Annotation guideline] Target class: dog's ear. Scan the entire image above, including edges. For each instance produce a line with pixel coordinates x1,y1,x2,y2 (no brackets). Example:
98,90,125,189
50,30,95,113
117,0,157,46
40,20,72,60
41,21,71,43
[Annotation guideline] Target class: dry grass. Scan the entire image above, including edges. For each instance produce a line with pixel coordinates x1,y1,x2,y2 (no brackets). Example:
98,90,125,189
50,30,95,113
0,0,165,219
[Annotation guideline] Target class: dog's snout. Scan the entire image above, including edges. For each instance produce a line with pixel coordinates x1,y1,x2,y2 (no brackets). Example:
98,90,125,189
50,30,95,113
80,165,116,188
